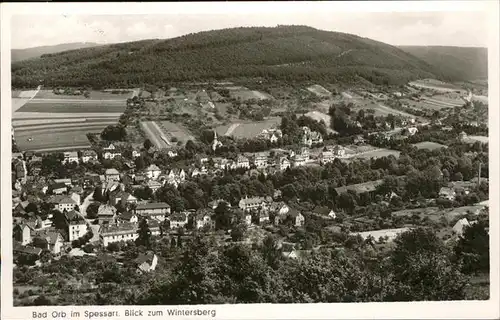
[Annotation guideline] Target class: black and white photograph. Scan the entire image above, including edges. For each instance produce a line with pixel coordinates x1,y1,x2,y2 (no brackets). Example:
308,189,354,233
1,1,499,319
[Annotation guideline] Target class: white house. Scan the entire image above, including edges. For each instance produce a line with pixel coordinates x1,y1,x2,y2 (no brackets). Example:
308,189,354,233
320,151,335,165
105,168,120,182
279,157,291,171
62,151,79,165
169,212,189,229
253,153,268,169
81,150,98,163
136,252,158,273
100,223,138,247
132,150,141,158
235,156,250,169
55,197,76,212
64,210,88,242
145,164,162,180
135,202,171,222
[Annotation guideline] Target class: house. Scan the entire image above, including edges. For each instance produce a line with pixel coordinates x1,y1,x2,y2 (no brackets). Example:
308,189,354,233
167,150,178,158
439,187,456,201
405,127,419,136
302,127,323,147
235,156,250,169
132,150,141,158
319,151,335,165
269,202,290,216
100,223,138,247
105,168,120,182
459,131,468,142
97,204,117,225
148,219,162,236
169,212,189,229
70,192,81,206
292,154,307,167
13,242,42,257
135,202,171,222
313,206,336,219
253,153,268,169
54,196,76,212
145,164,162,180
62,151,79,164
118,211,139,224
109,186,138,206
165,169,186,187
51,182,68,195
136,252,158,273
81,150,98,163
33,230,65,255
65,210,88,242
13,223,34,245
103,146,122,160
195,210,215,230
453,218,470,236
13,159,27,183
330,145,346,158
354,135,365,145
238,196,271,212
279,157,291,171
290,210,305,227
147,180,162,192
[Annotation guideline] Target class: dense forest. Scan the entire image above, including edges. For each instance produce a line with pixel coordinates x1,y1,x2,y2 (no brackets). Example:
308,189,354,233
11,26,451,88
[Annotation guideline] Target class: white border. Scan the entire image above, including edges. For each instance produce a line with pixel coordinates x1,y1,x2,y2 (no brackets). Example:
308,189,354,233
1,2,499,320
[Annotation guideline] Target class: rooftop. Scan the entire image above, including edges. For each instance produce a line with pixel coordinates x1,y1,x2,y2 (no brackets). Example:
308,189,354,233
136,202,170,210
105,168,120,175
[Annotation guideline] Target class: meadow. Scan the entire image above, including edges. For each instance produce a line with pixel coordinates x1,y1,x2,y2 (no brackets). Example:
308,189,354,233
413,141,448,151
215,117,281,138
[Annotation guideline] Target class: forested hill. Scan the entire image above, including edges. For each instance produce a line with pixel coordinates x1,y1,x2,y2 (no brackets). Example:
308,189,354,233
11,42,101,62
399,46,488,81
13,25,448,88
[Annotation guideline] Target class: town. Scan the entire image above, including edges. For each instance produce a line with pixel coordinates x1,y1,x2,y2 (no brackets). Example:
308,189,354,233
10,25,490,307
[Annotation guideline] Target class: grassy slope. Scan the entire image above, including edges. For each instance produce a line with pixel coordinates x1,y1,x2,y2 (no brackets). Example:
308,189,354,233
12,42,101,62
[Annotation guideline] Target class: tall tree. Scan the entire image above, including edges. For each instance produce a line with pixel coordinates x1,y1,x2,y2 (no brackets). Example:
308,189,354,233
136,218,152,249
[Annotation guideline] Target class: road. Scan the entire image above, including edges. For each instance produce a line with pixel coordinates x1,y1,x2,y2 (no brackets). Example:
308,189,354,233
78,192,101,243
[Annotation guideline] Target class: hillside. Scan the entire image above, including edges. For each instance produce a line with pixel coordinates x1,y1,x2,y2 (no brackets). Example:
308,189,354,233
12,26,444,88
399,46,488,81
12,42,101,62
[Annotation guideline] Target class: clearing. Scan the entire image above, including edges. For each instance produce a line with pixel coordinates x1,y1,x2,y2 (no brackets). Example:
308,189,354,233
464,136,489,144
33,89,134,100
215,117,281,139
157,121,195,144
17,101,126,113
413,141,448,150
304,111,337,134
409,79,465,93
307,84,331,97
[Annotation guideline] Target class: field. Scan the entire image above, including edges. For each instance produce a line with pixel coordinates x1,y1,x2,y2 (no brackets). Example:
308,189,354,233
33,89,134,100
307,84,331,97
349,148,401,160
17,100,126,113
464,136,489,144
413,141,448,150
215,117,281,139
305,111,337,134
140,121,170,149
221,86,273,101
12,90,128,151
140,121,194,149
409,79,465,93
157,121,195,144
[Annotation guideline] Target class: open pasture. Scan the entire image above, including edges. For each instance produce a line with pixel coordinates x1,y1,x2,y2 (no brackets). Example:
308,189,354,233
307,84,331,97
464,136,489,144
157,121,195,143
347,147,401,160
17,101,126,113
14,127,100,151
215,117,281,139
413,141,448,150
224,86,273,101
409,79,465,93
34,89,133,100
401,98,453,111
140,121,170,149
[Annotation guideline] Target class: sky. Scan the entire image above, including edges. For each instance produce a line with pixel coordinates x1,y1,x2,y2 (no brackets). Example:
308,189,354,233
11,10,490,49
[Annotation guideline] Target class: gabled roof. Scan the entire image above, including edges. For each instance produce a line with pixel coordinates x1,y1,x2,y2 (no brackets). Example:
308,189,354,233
57,197,76,205
105,168,120,175
51,182,68,190
119,211,136,221
98,204,117,216
146,164,161,171
136,252,156,265
136,202,170,210
170,212,187,222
